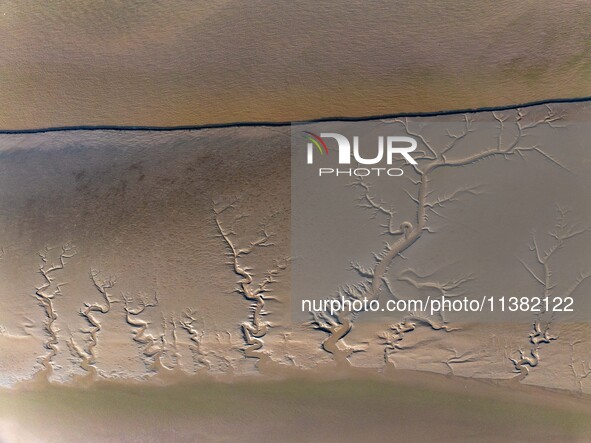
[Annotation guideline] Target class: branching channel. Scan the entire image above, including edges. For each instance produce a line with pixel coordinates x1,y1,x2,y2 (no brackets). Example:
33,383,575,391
309,108,569,363
214,199,288,363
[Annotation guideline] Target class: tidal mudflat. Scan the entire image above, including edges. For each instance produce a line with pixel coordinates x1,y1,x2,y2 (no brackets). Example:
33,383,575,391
1,101,591,441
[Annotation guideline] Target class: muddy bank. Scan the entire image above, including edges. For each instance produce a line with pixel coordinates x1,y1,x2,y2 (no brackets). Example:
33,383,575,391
2,371,591,442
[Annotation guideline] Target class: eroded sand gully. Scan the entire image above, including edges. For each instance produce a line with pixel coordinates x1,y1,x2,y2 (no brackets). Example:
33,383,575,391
0,102,590,404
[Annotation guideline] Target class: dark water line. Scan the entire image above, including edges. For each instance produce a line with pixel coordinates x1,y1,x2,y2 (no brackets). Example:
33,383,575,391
1,95,591,134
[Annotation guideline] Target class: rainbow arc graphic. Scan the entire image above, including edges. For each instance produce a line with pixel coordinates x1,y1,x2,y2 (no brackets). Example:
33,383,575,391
303,131,329,155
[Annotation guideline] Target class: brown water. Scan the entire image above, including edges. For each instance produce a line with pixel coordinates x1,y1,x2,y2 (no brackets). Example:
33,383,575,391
1,1,591,129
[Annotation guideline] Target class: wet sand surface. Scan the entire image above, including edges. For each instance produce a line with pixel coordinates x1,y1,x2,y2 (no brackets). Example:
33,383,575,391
1,373,591,443
1,101,591,441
